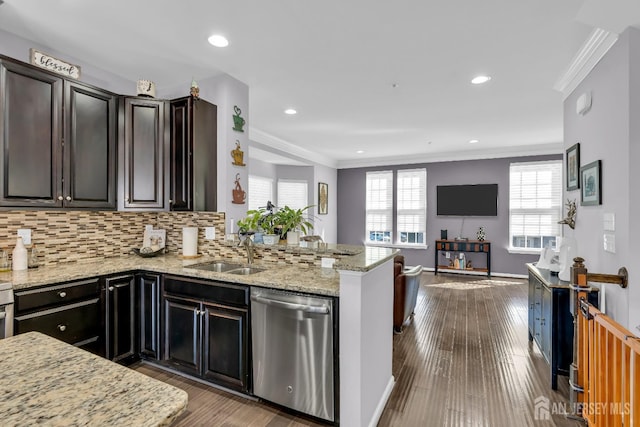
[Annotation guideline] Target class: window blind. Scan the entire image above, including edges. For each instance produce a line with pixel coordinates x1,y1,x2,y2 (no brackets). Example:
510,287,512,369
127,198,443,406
509,161,562,250
366,171,393,242
277,179,308,211
396,169,427,244
248,175,273,211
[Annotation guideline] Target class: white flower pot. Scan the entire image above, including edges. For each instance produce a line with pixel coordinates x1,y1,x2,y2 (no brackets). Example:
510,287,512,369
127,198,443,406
286,230,300,246
263,234,279,245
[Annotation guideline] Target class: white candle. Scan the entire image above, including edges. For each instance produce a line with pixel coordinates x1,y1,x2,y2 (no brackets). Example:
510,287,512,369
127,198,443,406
182,227,198,257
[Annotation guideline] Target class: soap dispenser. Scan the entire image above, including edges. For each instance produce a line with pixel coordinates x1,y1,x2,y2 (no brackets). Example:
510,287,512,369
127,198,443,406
12,236,28,271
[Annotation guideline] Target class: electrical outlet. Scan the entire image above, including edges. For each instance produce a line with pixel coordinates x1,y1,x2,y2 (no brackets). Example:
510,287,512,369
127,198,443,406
17,229,31,245
445,252,450,259
205,227,216,240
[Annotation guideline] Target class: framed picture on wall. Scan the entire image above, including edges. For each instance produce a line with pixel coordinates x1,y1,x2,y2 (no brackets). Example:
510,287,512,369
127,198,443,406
580,160,602,206
318,182,328,215
566,143,580,191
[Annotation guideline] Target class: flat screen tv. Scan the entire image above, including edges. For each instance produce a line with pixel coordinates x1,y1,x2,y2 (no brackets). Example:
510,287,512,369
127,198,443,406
437,184,498,216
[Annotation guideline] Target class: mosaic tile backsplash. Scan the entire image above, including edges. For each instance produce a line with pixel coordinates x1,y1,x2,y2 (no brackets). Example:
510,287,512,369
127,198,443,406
0,211,339,267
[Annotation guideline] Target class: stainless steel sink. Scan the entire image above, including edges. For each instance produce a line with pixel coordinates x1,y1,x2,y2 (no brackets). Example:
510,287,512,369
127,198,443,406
186,261,243,272
227,266,266,275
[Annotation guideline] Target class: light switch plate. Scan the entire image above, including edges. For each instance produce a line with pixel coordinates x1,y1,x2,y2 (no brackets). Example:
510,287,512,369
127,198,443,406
603,213,615,231
17,229,31,245
603,233,616,253
205,227,215,240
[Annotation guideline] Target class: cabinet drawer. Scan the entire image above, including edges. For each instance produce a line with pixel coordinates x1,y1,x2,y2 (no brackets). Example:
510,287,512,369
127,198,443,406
164,276,248,307
15,297,101,346
15,278,101,313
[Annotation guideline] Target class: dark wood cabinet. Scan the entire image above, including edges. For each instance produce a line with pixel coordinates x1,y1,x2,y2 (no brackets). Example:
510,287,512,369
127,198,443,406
163,275,249,392
13,278,102,354
64,81,117,209
527,264,598,390
169,96,217,211
104,274,137,363
138,273,161,360
120,96,169,210
0,57,117,209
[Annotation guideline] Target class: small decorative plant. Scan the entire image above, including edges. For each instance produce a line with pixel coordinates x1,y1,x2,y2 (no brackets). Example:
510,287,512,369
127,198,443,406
236,209,264,235
274,205,314,237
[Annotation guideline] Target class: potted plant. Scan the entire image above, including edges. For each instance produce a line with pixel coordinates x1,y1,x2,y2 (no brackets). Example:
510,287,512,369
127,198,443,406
274,205,314,245
258,211,280,245
236,209,263,239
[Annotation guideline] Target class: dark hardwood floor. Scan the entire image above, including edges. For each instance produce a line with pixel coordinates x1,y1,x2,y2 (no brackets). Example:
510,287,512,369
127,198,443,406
134,272,580,426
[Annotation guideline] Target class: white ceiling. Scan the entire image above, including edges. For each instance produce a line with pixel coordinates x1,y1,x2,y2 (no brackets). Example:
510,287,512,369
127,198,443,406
1,0,639,168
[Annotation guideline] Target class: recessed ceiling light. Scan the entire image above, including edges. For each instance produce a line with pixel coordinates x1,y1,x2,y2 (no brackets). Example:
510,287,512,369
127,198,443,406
469,139,479,144
207,35,229,47
284,109,297,115
356,150,364,154
471,75,491,85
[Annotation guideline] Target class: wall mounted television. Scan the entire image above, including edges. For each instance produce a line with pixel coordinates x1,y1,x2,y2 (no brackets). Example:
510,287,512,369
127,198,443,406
436,184,498,216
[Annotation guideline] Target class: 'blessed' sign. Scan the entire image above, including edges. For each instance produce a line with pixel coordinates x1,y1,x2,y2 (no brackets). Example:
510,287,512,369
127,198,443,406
30,49,81,79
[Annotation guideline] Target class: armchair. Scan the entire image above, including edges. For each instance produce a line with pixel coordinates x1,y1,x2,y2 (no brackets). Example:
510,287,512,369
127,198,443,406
393,258,423,334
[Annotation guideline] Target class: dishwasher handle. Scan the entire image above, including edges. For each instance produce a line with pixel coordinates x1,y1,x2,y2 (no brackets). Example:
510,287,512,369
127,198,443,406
251,294,330,314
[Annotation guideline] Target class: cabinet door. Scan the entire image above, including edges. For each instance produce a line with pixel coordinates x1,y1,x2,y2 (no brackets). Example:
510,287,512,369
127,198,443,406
527,274,536,340
164,296,201,376
540,286,552,363
0,59,63,207
64,81,117,209
202,303,249,392
169,97,192,211
105,274,137,362
139,273,160,360
121,97,169,209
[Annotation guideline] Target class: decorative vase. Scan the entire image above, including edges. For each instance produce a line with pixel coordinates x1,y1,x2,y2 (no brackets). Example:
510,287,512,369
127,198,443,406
136,79,156,98
476,227,486,241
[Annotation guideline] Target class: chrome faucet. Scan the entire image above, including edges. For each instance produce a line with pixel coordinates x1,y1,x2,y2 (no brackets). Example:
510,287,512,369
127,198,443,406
238,235,255,265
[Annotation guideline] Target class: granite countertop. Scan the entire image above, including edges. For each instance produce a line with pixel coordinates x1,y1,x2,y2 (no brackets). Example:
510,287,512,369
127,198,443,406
0,332,188,426
0,245,398,297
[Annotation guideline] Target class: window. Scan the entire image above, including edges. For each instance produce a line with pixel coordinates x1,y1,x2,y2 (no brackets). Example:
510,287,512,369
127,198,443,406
509,161,562,251
277,179,308,212
366,168,427,245
366,171,393,243
248,175,273,211
397,169,426,244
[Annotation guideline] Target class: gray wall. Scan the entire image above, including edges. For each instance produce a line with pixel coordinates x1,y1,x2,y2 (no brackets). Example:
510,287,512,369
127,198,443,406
337,154,561,275
563,27,640,331
0,29,134,94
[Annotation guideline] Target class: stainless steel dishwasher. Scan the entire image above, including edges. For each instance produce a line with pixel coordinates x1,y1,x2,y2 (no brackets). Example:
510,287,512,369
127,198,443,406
250,287,335,422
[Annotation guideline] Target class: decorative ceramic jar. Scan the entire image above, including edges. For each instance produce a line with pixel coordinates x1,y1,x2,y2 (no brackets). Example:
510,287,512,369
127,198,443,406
136,79,156,98
476,227,486,241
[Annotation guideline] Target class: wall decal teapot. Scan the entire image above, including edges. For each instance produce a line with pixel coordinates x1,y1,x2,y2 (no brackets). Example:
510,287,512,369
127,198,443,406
231,173,246,204
232,105,245,132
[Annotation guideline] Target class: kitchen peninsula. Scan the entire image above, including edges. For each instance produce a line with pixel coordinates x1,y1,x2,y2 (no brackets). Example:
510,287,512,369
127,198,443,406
0,332,187,426
1,244,397,427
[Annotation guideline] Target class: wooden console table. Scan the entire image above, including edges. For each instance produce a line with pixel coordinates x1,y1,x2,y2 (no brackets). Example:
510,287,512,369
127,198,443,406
434,240,491,276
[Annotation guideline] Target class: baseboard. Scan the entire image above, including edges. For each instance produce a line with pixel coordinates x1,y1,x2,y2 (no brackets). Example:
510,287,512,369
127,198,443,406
420,267,527,279
368,375,395,427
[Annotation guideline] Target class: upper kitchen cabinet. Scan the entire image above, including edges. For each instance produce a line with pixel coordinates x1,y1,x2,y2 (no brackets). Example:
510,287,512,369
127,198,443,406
119,96,170,210
170,96,217,211
0,57,117,209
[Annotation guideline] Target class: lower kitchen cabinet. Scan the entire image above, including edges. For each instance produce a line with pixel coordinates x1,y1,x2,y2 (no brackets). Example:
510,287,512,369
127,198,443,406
13,278,102,354
104,274,137,363
138,273,161,360
163,275,249,393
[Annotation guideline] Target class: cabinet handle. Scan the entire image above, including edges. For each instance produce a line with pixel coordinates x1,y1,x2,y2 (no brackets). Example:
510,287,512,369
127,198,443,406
65,196,71,201
108,286,114,292
530,303,534,309
535,286,541,290
57,196,64,201
57,324,67,332
58,291,67,298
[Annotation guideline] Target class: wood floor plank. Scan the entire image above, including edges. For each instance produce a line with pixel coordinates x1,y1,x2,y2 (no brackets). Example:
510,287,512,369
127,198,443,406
134,272,581,426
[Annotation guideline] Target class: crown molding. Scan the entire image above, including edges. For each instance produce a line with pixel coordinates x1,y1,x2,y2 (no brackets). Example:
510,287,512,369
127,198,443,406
249,127,338,168
336,143,563,169
554,27,619,99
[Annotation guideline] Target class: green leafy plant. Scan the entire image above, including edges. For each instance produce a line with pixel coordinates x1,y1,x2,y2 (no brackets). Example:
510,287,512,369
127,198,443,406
274,205,314,237
236,209,264,235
